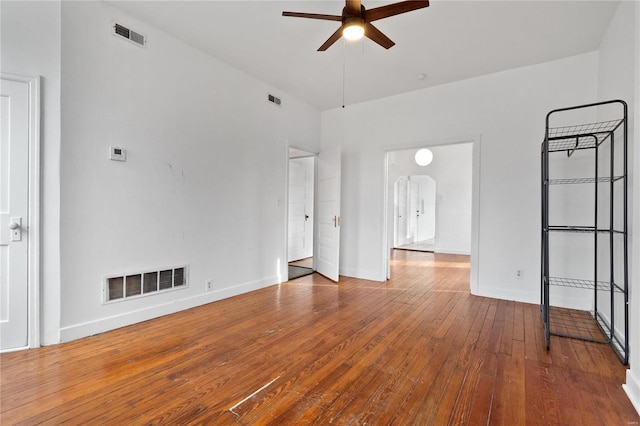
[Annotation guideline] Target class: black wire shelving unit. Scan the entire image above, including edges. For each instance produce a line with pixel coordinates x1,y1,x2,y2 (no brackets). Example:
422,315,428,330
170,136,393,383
541,99,629,364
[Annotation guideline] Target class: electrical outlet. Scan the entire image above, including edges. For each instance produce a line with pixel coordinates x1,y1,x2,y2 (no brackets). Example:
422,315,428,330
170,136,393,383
205,279,213,292
516,269,524,279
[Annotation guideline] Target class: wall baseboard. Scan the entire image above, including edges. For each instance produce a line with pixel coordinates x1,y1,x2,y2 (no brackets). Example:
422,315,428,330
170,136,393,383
339,267,384,282
474,285,598,312
473,286,538,305
59,276,279,343
434,248,471,255
623,370,640,416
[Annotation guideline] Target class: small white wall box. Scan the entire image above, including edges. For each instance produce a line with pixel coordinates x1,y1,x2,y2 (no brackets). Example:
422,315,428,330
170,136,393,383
109,146,126,161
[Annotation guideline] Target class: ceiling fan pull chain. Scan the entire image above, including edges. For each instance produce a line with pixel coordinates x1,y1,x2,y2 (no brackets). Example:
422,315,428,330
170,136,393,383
342,39,346,108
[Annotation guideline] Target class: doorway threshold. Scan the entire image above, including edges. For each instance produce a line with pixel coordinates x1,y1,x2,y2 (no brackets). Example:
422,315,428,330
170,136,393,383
395,239,435,252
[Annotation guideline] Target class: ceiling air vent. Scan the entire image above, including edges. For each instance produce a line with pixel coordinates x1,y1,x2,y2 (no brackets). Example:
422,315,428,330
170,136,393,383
268,94,282,107
112,22,146,47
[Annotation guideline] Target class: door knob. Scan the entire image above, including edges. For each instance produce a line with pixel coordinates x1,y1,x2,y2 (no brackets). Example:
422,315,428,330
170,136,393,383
8,217,22,242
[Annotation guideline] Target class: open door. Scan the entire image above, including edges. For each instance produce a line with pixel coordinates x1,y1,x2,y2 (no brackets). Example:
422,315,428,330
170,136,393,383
1,75,36,351
316,146,341,282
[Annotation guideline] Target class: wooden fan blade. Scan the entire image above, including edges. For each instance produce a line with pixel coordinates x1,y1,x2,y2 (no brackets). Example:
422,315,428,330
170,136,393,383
364,22,395,49
318,26,345,51
365,0,429,22
345,0,362,15
282,11,342,21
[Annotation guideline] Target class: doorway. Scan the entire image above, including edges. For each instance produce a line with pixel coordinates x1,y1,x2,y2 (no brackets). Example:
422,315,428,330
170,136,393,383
394,175,436,252
287,148,315,280
383,139,479,292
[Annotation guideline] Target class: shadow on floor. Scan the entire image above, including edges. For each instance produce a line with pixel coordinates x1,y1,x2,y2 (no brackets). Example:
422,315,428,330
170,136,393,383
288,265,314,280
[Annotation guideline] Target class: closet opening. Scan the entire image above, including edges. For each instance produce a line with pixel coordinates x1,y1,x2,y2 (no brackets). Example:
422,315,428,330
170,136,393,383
287,147,316,280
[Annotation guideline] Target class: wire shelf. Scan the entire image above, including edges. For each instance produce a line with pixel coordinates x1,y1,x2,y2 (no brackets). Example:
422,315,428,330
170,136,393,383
549,276,624,293
547,225,605,233
543,119,623,152
548,176,624,185
548,307,607,343
547,226,625,234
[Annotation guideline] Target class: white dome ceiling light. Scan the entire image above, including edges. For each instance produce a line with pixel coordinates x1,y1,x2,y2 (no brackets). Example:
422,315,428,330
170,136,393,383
415,148,433,166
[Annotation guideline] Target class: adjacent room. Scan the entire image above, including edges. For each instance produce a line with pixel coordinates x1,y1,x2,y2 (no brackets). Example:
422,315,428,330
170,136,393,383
1,0,639,423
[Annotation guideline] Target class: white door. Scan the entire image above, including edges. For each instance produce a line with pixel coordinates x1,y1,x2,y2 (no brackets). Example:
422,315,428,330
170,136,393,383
408,179,420,243
288,157,314,261
414,175,436,241
316,146,341,282
1,77,30,350
394,177,408,247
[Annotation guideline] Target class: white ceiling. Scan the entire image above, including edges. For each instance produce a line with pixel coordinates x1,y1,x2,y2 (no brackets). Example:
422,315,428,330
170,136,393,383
107,0,619,111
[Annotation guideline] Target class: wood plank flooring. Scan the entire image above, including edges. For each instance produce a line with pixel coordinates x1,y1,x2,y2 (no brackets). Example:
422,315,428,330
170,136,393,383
289,257,313,269
395,238,435,252
1,250,638,425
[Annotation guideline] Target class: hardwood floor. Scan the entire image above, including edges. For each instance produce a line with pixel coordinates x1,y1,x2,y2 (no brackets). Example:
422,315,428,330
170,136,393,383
1,251,638,425
395,238,435,252
289,257,313,268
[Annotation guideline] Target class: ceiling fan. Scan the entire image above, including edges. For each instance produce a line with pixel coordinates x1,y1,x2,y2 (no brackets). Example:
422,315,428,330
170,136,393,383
283,0,429,51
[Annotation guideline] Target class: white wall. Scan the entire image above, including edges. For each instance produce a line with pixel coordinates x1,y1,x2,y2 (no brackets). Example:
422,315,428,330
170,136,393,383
597,0,640,414
55,1,320,341
1,1,62,345
388,143,473,255
596,0,637,366
322,51,599,302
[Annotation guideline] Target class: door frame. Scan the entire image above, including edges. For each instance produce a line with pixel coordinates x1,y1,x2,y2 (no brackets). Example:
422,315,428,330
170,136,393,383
1,73,41,349
381,135,481,294
285,145,317,281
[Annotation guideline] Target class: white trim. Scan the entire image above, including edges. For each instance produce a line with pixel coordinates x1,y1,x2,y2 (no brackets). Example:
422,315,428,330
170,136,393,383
474,286,538,305
381,134,481,294
339,267,380,282
284,143,290,282
623,370,640,416
1,73,41,349
60,275,280,342
383,153,391,279
625,0,640,412
0,345,30,354
470,137,481,295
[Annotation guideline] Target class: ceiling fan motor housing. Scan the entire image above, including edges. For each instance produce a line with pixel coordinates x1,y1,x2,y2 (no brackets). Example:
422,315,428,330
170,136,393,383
342,4,366,20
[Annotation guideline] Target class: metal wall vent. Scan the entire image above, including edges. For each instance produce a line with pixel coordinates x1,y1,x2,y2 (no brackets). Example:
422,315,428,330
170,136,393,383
112,22,146,47
268,94,282,106
105,266,188,303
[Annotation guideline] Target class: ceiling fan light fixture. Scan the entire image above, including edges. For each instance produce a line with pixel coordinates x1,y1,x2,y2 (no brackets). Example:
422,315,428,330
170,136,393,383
343,18,364,41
